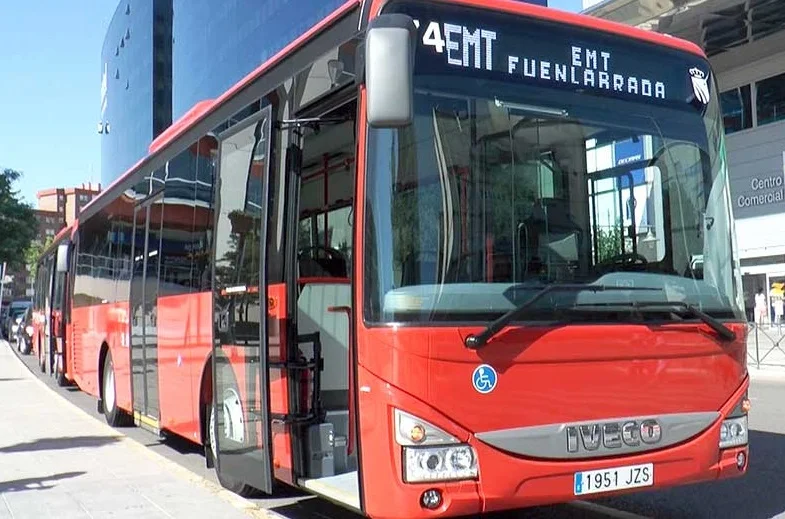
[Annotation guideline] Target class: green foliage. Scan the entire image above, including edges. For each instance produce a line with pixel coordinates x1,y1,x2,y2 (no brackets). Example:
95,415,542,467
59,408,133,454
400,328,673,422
25,235,54,280
596,225,622,263
0,168,38,270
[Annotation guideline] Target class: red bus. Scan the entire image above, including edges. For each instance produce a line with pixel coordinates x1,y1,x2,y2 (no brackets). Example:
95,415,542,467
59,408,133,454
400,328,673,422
32,223,76,386
55,0,750,517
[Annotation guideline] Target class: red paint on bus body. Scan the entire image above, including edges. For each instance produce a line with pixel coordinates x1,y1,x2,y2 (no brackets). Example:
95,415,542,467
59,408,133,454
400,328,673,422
157,292,212,441
70,302,132,409
358,323,746,432
355,342,748,518
268,282,295,483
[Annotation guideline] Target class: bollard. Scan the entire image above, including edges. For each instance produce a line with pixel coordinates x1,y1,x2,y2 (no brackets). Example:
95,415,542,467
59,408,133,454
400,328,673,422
755,323,760,369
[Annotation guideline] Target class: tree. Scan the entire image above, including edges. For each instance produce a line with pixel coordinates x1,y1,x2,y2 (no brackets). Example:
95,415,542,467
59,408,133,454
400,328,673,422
0,168,38,270
25,235,54,280
596,224,623,263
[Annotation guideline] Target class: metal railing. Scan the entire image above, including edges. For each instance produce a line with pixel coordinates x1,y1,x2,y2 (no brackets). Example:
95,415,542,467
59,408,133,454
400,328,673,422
746,321,785,368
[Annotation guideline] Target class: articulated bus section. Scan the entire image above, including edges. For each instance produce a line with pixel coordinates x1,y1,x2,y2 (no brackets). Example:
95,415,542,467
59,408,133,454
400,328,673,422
28,0,751,517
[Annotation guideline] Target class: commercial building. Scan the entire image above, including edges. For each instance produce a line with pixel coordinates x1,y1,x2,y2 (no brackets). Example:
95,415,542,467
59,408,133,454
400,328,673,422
99,0,352,187
37,183,102,227
99,0,172,186
583,0,784,317
0,181,100,302
171,0,352,120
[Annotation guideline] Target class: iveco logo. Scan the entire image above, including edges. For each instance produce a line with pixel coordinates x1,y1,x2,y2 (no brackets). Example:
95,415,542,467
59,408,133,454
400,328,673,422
567,419,662,453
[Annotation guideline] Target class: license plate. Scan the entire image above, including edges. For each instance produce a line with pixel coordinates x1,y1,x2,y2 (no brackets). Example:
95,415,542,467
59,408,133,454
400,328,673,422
573,463,653,496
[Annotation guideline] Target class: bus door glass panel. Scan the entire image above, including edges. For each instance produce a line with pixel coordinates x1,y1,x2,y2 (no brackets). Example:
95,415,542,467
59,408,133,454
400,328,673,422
45,256,54,342
145,203,162,419
212,106,274,493
130,206,147,415
129,197,162,420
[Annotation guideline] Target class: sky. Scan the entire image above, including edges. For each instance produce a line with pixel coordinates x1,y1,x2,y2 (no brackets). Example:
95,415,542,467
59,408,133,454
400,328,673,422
0,2,117,205
548,0,585,13
0,0,584,208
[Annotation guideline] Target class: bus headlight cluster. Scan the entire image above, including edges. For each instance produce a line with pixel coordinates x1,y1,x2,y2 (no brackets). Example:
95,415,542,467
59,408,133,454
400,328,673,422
719,416,748,449
394,408,478,483
404,445,478,483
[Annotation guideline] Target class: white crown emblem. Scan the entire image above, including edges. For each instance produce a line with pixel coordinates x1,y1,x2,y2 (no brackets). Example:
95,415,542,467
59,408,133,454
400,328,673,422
689,67,706,80
689,67,710,104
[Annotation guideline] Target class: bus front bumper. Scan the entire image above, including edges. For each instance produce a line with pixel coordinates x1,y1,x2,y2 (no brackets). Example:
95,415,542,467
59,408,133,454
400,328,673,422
358,367,749,519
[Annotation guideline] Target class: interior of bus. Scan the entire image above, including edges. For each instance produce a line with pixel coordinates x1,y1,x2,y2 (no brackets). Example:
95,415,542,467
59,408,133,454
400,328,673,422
294,97,359,507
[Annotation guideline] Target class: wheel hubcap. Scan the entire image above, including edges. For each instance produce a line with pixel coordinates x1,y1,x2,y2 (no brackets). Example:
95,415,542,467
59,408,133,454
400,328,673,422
209,405,218,461
105,364,115,411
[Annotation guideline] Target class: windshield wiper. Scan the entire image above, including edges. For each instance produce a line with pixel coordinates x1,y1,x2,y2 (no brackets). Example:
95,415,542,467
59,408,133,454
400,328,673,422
464,284,663,349
569,301,736,342
622,301,736,342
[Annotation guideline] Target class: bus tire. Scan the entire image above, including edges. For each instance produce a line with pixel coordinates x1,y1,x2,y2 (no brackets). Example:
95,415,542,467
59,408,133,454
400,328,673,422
207,401,258,498
102,351,132,427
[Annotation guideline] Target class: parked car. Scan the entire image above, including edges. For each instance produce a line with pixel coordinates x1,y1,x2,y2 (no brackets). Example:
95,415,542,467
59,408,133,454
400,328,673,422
3,300,32,340
15,307,33,355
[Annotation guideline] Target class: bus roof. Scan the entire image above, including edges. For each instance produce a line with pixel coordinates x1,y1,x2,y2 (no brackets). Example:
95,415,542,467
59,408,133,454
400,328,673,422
81,0,704,223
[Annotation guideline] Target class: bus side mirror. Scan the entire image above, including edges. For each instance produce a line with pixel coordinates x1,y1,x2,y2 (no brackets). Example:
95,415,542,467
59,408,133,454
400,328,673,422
364,14,417,128
56,243,69,273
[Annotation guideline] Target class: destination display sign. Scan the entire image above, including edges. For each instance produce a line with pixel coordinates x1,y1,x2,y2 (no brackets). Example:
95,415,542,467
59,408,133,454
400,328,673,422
384,1,713,109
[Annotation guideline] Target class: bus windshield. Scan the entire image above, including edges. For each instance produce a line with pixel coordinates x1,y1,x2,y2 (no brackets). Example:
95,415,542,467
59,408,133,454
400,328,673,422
363,4,743,324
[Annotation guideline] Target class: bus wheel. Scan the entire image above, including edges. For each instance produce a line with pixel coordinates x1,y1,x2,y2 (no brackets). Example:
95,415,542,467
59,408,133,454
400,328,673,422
207,402,258,497
102,352,132,426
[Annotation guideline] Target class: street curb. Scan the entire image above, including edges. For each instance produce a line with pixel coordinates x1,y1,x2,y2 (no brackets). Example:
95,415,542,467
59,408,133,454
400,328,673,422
1,340,280,519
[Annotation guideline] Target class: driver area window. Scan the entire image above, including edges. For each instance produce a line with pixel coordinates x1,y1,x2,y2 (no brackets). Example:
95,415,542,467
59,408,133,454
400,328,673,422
297,102,356,282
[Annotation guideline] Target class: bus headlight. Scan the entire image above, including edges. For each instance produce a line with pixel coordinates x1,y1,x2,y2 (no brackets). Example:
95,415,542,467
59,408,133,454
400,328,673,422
719,416,748,449
393,409,478,482
394,408,460,446
404,445,478,482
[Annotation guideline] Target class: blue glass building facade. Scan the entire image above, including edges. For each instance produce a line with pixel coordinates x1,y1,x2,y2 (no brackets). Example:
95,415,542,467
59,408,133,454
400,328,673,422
100,0,172,187
171,0,347,120
101,0,549,186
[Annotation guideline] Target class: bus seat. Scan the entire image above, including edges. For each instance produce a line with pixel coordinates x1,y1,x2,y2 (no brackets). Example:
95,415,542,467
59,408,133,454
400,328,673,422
297,281,352,410
299,257,332,278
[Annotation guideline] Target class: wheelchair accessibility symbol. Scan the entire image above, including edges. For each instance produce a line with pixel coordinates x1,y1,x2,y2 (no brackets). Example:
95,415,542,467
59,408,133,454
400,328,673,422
472,364,497,394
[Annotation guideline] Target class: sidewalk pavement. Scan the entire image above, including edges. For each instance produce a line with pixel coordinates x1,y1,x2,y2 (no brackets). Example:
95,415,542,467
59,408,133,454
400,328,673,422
0,341,272,519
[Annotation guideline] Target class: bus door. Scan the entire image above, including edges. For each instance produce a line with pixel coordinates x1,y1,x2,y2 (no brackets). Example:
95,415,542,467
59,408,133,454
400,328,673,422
38,254,54,373
211,107,274,494
52,241,71,385
129,194,162,432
